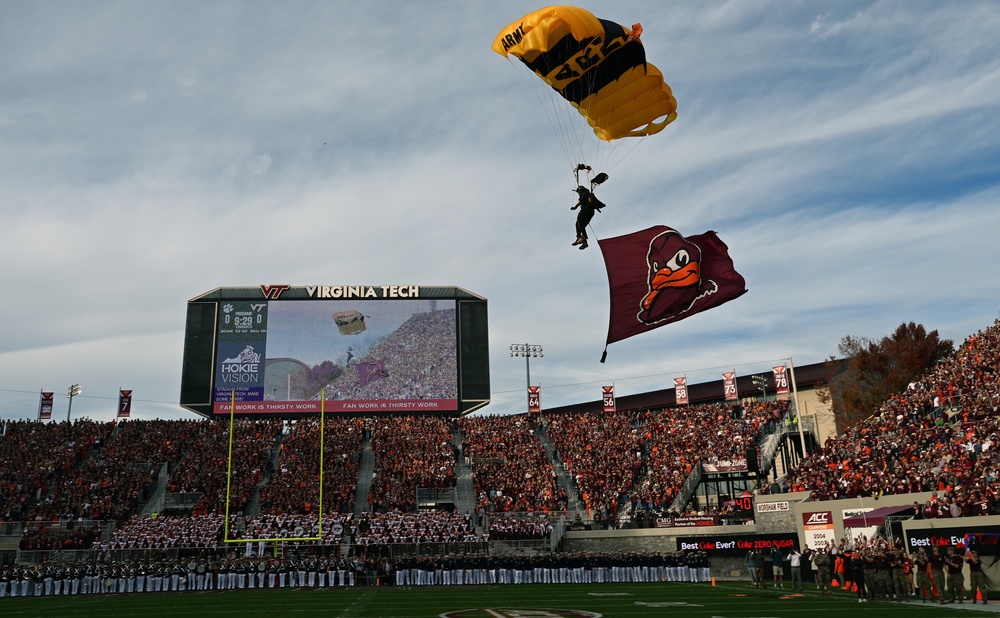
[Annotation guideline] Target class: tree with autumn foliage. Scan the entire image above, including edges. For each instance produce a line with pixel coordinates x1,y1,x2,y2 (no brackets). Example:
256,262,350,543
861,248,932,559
290,360,343,399
819,322,954,434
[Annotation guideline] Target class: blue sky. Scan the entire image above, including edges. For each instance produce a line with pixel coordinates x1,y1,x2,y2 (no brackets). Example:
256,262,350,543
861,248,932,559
1,1,998,422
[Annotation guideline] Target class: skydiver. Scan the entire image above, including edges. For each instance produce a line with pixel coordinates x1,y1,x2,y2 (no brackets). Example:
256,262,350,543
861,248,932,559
571,185,605,250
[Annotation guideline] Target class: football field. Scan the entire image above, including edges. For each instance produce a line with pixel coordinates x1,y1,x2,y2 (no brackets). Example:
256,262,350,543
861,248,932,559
0,581,992,617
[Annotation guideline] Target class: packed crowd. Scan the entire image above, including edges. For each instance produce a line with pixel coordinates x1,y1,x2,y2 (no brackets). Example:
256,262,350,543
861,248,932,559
324,308,458,401
170,419,282,515
32,419,200,522
239,512,348,545
540,410,644,522
96,514,225,550
783,319,1000,512
460,414,566,513
366,416,456,512
0,418,113,521
628,400,789,515
3,320,1000,573
487,513,554,541
17,521,101,551
258,418,363,515
351,509,483,548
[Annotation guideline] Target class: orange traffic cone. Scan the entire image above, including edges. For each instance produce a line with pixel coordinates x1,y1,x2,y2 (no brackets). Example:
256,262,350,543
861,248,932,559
977,590,983,601
711,578,716,586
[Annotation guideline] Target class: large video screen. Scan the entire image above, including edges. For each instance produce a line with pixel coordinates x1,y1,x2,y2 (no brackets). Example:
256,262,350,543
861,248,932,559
215,298,457,414
181,285,488,418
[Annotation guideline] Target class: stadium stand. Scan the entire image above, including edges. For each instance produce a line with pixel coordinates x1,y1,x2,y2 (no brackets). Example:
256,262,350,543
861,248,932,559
459,414,567,513
782,319,1000,516
1,318,999,598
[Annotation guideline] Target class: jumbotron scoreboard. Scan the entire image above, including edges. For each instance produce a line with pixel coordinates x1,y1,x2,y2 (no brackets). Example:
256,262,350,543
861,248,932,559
181,285,489,418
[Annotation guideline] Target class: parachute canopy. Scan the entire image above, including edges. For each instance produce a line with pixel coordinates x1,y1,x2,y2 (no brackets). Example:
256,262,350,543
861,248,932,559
333,311,366,336
492,6,677,142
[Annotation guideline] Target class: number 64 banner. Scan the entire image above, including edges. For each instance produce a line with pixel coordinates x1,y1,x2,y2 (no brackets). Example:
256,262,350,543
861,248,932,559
528,386,541,414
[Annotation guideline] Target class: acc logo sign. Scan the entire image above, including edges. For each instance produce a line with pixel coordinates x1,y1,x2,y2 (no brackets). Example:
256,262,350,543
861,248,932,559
803,512,832,526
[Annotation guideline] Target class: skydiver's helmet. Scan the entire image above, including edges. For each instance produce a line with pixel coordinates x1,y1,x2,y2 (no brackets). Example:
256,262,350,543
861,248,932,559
576,185,590,196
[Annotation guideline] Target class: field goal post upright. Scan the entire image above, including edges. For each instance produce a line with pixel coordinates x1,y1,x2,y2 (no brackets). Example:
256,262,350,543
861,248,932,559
223,389,326,551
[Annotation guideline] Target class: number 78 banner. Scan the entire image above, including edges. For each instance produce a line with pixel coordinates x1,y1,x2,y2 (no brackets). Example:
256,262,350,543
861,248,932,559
772,365,790,395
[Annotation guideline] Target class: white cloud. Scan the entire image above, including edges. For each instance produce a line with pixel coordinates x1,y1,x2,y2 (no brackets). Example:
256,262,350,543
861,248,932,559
1,1,998,421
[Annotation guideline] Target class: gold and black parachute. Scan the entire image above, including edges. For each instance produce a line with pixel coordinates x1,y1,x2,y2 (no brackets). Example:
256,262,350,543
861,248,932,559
333,310,365,335
492,6,677,142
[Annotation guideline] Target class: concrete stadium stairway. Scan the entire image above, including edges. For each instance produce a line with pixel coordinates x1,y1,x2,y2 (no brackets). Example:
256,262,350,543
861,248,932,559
452,427,477,517
352,433,376,518
533,424,587,518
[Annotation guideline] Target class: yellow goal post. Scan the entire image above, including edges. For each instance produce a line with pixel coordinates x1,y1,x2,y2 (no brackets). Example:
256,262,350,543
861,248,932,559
222,389,326,544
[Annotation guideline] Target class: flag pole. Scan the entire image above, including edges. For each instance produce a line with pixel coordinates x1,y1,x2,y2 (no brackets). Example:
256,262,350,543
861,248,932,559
788,357,808,457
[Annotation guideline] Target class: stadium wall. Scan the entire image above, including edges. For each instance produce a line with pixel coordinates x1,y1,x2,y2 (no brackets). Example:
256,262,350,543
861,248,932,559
563,496,801,580
564,493,1000,588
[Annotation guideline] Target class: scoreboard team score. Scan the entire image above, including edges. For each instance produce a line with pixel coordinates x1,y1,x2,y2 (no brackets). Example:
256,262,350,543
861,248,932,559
181,285,490,419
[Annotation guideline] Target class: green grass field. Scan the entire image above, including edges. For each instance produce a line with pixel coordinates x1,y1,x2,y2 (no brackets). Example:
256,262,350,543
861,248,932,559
0,581,992,617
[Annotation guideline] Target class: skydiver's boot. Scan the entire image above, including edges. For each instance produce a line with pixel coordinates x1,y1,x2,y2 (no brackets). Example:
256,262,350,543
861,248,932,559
572,237,582,246
579,239,588,250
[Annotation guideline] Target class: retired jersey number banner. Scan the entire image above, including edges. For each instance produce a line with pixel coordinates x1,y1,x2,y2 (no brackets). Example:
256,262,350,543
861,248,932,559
674,376,688,405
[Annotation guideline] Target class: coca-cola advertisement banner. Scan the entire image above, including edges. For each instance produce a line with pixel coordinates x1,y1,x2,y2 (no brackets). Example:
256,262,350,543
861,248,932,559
906,525,1000,556
676,532,798,556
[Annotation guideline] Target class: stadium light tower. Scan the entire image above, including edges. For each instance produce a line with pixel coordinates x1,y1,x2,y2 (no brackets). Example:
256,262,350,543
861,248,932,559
509,344,542,412
66,383,82,423
751,374,767,400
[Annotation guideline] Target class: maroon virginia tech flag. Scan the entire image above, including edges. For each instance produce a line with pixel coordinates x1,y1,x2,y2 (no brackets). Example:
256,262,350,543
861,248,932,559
600,226,747,355
356,361,388,387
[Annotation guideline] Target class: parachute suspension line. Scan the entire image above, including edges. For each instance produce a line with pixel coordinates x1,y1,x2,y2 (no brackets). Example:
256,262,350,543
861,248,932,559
509,57,587,174
602,135,647,177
